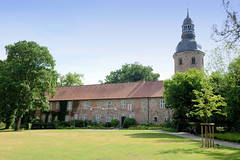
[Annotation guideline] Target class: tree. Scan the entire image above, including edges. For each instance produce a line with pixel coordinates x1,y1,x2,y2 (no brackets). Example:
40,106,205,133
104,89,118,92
102,62,160,83
1,41,58,130
212,0,240,46
187,77,227,123
163,69,204,122
57,72,84,86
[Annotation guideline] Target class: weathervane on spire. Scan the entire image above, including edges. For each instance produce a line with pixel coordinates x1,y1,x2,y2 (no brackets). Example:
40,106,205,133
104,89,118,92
187,8,189,18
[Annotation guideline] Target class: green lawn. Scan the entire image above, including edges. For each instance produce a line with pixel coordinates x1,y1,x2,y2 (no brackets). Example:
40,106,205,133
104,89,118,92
0,130,239,160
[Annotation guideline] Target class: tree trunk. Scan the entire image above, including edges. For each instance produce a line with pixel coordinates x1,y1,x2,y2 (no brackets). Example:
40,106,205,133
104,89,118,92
15,112,25,131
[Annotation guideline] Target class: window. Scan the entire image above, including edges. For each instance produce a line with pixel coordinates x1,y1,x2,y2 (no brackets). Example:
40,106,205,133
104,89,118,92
192,57,195,64
83,101,88,110
49,102,53,110
202,58,204,65
96,114,101,122
67,101,72,110
107,100,111,109
127,104,132,111
74,114,78,120
106,114,111,122
160,99,165,108
55,116,58,121
48,116,52,122
56,102,60,110
121,100,126,109
114,114,119,120
65,116,70,121
129,113,134,118
83,114,87,120
154,117,158,122
41,116,45,122
179,58,182,65
165,117,169,123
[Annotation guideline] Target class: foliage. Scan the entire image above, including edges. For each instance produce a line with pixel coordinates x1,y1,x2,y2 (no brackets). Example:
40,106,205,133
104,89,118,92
212,0,240,46
188,76,227,123
163,69,204,122
57,72,84,86
123,118,136,128
0,41,58,130
102,62,160,83
110,119,120,128
58,101,68,121
214,132,240,143
206,44,240,74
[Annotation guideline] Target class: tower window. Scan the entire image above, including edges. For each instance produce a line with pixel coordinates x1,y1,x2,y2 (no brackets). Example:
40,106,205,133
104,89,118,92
202,58,204,65
192,57,195,64
179,58,182,65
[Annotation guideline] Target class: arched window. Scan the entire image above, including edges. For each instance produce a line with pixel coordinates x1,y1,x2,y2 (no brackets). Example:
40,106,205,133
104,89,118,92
179,58,182,65
202,58,204,65
192,57,195,64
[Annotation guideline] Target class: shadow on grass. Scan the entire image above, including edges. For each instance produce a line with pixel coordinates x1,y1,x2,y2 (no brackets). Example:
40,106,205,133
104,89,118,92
0,128,14,132
157,147,240,160
125,132,185,139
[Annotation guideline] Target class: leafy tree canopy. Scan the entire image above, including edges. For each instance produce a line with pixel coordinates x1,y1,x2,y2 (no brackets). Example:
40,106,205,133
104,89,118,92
163,69,204,121
57,72,84,86
0,40,58,130
101,62,160,84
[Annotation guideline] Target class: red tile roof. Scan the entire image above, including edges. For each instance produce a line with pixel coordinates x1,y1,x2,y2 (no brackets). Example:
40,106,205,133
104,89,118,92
48,81,164,101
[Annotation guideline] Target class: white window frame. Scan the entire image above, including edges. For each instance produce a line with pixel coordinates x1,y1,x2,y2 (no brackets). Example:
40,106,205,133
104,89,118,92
49,102,53,110
107,100,111,109
106,114,111,122
65,116,70,122
96,114,101,122
74,114,78,120
121,100,126,109
56,102,60,110
83,114,87,120
67,101,72,111
160,99,165,108
114,114,119,120
129,113,134,118
48,115,52,122
127,104,132,111
83,101,88,110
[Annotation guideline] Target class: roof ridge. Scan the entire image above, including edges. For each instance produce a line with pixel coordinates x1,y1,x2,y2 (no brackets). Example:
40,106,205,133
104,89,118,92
55,80,163,88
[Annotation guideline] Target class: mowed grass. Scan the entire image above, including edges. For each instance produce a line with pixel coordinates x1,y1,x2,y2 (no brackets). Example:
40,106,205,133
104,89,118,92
0,130,239,160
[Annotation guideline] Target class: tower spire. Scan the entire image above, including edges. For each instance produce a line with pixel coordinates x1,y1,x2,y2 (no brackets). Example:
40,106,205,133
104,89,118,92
187,8,189,18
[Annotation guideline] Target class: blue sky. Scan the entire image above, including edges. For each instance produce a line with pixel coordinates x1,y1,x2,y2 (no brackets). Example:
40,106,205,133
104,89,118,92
0,0,237,84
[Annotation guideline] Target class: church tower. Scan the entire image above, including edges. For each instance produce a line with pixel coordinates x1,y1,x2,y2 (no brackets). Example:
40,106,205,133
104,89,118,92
173,10,205,73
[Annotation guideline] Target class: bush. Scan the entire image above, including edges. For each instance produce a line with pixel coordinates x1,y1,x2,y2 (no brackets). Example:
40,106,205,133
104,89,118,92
214,132,240,143
123,118,136,128
111,119,120,128
0,122,5,129
104,122,111,127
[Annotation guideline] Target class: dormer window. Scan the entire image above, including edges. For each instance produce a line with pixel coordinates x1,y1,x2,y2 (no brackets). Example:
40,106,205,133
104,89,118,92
192,57,195,64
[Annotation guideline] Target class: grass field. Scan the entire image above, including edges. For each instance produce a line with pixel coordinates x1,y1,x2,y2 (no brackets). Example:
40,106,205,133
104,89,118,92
0,129,239,160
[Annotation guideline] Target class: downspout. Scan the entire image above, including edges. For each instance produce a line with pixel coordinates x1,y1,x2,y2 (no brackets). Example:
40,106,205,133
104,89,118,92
147,98,150,123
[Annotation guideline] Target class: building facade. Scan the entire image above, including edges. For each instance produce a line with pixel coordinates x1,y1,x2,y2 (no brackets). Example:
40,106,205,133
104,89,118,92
35,11,203,126
35,81,172,125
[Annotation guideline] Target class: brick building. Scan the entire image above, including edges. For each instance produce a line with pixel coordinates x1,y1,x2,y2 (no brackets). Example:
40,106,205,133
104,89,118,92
35,11,204,126
35,80,172,125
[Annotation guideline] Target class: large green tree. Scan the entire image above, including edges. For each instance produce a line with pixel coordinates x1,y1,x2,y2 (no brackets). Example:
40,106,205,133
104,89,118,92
57,72,84,86
163,69,204,122
102,62,160,84
0,41,58,130
188,76,227,123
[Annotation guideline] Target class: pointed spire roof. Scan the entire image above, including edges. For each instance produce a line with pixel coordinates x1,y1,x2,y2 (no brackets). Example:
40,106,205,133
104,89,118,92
183,9,193,25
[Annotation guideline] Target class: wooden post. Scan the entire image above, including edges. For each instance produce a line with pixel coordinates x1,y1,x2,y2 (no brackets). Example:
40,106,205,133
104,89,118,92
209,125,212,147
201,125,203,148
212,125,214,148
205,125,207,148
